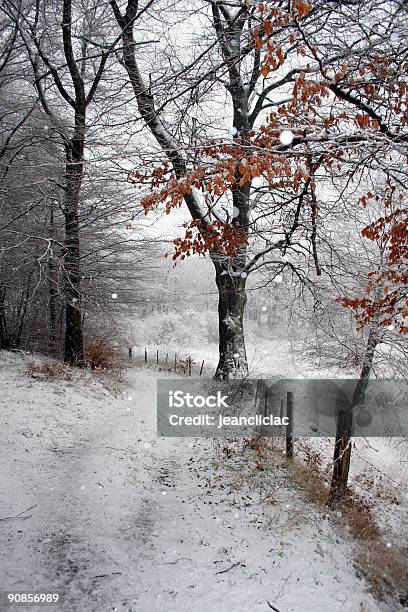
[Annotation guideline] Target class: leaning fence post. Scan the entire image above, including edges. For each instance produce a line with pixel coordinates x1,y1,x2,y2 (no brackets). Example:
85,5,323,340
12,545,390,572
200,360,204,376
329,408,352,503
264,385,268,417
280,398,284,436
286,391,293,459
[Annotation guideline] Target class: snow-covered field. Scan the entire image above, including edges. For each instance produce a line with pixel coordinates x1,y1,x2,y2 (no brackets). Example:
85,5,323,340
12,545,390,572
0,351,394,611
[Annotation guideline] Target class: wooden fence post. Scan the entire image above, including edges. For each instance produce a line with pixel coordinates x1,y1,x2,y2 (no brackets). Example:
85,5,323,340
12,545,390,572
174,353,177,369
280,398,284,436
144,348,147,363
286,391,293,459
165,352,168,365
188,358,192,376
156,349,159,365
264,385,268,417
329,409,352,503
128,347,132,360
200,360,204,376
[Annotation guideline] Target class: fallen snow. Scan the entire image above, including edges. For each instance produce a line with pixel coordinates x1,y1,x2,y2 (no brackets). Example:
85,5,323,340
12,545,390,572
0,351,386,611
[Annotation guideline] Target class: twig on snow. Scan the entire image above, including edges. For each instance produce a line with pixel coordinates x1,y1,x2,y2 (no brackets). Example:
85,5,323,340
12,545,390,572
0,504,38,521
214,560,242,575
90,572,122,579
162,558,192,565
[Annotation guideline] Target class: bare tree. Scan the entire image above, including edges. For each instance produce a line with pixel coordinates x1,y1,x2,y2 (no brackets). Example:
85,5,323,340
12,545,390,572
3,0,123,363
111,0,407,380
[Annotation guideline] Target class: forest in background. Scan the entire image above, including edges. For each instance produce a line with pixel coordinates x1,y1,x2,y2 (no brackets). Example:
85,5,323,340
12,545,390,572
0,0,407,504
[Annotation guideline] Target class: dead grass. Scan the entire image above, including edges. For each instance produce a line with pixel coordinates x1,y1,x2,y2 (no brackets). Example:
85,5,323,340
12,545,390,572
356,543,408,606
24,339,125,393
25,360,73,381
252,436,408,607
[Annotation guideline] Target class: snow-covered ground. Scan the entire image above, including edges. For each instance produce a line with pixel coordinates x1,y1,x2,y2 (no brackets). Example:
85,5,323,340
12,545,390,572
136,317,408,546
0,351,390,611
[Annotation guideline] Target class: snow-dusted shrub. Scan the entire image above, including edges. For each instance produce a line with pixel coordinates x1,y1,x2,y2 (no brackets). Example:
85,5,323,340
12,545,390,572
140,312,178,345
140,311,208,347
84,340,119,370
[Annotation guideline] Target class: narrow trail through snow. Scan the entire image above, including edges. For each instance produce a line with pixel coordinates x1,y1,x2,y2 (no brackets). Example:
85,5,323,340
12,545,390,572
0,354,384,611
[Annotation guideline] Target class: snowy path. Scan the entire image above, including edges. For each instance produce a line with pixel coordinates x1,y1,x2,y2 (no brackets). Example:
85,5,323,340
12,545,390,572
0,353,383,611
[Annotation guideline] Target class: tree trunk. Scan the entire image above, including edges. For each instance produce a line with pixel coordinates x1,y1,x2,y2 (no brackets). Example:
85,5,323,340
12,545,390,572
48,200,58,355
0,283,10,350
63,118,85,366
48,264,58,355
213,258,248,380
112,0,251,381
329,322,380,502
15,285,30,348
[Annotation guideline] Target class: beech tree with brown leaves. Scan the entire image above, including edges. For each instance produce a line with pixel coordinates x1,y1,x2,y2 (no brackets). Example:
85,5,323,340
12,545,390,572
112,0,407,380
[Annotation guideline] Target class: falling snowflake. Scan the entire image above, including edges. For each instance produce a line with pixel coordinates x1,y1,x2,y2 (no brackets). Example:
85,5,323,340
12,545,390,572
111,293,118,299
127,395,132,401
262,306,267,312
161,491,167,496
274,274,283,283
279,130,294,146
387,324,394,331
233,352,240,358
